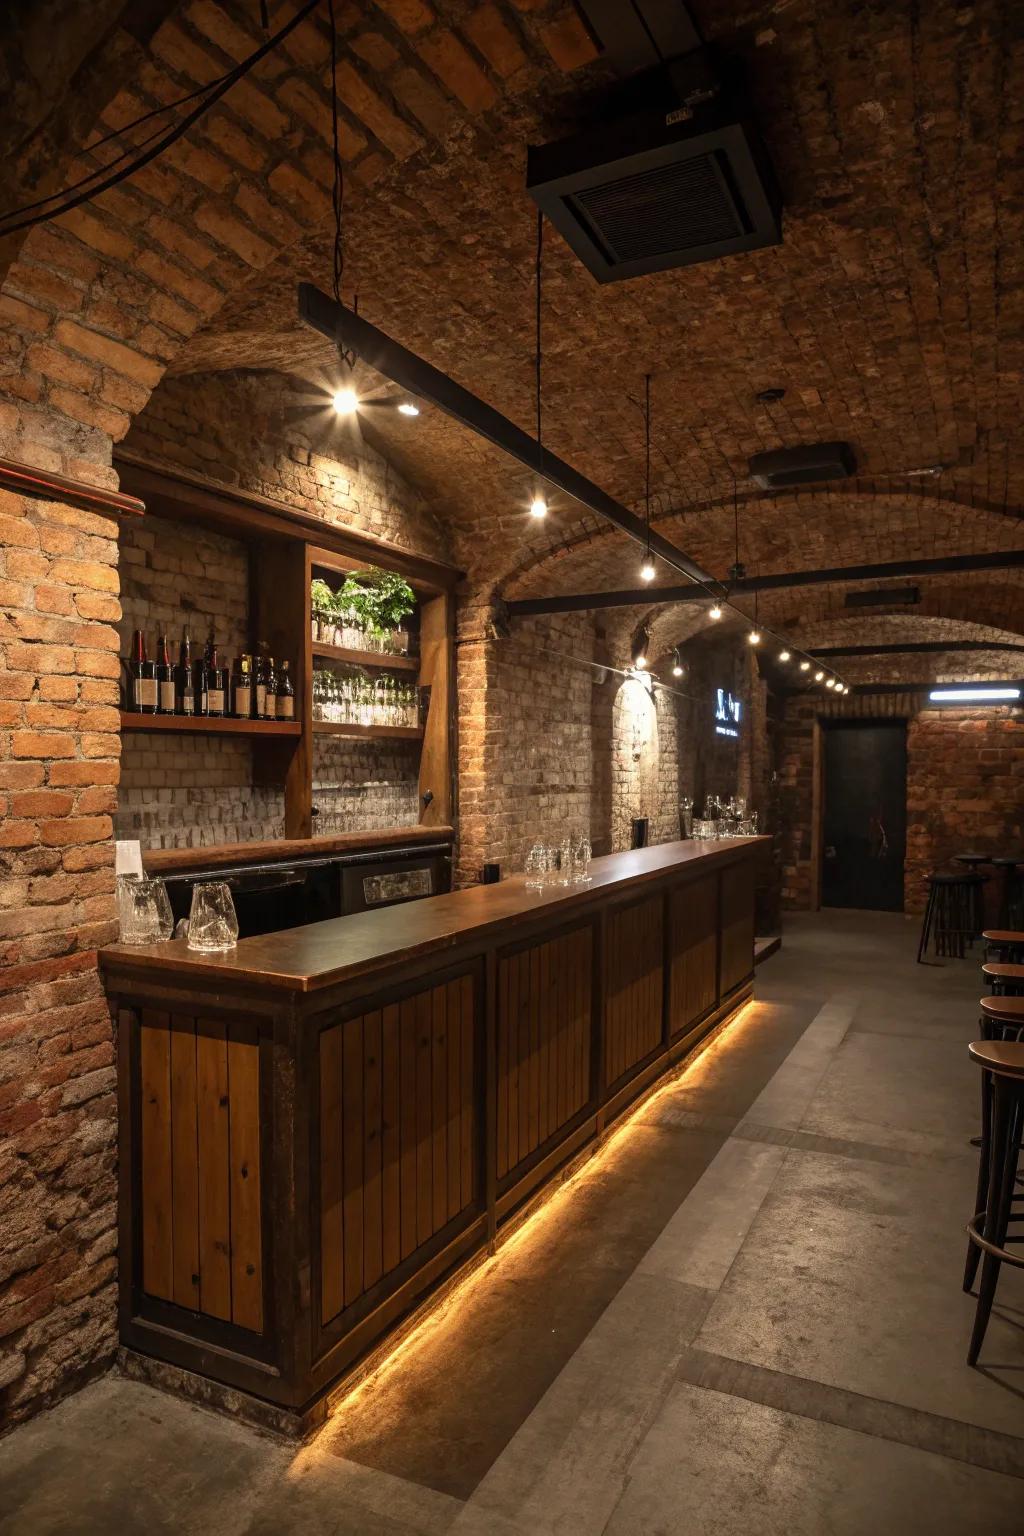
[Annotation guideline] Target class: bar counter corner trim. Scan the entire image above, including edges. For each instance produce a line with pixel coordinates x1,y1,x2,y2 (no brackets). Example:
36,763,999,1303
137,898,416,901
103,837,766,1434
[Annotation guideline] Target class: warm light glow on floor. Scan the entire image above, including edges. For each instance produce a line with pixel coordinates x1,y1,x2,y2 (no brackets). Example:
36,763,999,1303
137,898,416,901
297,995,763,1452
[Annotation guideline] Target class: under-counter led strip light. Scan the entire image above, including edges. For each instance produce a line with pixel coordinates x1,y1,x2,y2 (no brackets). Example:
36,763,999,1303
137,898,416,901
928,686,1021,703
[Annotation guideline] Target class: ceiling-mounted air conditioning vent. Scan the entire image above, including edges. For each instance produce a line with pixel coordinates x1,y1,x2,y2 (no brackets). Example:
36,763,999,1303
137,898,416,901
748,442,856,488
844,587,920,608
527,48,782,284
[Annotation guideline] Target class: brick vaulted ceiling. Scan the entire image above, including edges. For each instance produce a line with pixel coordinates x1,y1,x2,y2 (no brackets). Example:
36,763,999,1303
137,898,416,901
3,0,1023,650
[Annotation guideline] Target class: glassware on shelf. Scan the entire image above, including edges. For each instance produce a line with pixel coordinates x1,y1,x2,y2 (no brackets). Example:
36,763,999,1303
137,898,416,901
116,876,173,945
556,837,573,885
186,882,239,952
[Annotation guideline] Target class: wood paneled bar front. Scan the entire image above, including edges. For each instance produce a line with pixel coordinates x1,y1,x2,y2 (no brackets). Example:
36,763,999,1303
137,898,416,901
101,837,767,1434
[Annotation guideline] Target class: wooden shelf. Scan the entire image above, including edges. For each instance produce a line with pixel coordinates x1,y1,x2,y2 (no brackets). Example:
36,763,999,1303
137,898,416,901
120,712,301,738
312,642,419,673
312,721,424,742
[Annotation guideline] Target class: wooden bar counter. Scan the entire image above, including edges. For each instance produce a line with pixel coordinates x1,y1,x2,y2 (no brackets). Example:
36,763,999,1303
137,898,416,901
101,836,767,1434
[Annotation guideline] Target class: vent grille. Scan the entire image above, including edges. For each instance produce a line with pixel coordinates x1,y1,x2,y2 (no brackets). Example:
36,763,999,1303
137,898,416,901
569,152,747,265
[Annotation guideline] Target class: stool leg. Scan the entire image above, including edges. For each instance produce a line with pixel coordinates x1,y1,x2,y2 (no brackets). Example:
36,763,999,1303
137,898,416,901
965,1067,993,1292
917,884,937,964
968,1078,1020,1366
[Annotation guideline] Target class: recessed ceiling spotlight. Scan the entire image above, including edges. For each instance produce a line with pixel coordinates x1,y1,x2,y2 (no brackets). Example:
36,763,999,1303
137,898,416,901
398,401,420,416
332,386,358,415
756,387,786,404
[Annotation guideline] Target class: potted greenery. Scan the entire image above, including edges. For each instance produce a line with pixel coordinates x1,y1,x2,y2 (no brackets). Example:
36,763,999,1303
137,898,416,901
339,568,416,654
310,578,335,642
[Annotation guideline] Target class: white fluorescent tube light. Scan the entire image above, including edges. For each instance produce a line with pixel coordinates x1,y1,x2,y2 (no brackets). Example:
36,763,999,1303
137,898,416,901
928,687,1021,703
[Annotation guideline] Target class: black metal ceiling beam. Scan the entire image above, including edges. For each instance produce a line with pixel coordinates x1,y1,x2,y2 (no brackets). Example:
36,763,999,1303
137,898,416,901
297,283,725,596
814,641,1024,658
506,549,1024,617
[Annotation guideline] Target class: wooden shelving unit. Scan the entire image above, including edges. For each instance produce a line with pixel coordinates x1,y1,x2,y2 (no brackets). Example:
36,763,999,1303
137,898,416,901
312,721,424,742
311,641,418,673
113,461,460,843
120,712,301,738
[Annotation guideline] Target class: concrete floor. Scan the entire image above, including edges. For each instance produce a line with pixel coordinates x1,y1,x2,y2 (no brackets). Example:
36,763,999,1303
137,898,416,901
3,911,1023,1534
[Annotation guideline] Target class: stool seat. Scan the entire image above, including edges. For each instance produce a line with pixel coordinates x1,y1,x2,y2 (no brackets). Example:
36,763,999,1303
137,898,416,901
956,853,990,867
983,930,1024,945
931,870,985,885
968,1038,1024,1075
980,995,1024,1022
992,856,1024,868
982,962,1024,982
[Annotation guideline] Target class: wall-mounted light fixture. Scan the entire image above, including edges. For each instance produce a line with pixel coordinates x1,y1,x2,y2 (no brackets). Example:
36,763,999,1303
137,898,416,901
631,623,650,671
332,385,358,414
671,647,684,678
928,685,1021,704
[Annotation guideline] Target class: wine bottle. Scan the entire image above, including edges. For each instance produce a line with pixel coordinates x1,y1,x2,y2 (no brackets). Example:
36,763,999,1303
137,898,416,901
232,655,252,719
206,633,226,718
254,646,268,720
276,659,295,720
127,630,157,714
155,633,175,715
264,655,278,719
175,628,195,716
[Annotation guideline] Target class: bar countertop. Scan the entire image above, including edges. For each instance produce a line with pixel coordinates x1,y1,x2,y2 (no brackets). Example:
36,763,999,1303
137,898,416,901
101,837,768,996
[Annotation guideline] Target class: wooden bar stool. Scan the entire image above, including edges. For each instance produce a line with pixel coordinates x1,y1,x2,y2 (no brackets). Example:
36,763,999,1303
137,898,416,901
979,994,1024,1042
917,872,987,962
982,963,1024,997
983,929,1024,964
963,1040,1024,1365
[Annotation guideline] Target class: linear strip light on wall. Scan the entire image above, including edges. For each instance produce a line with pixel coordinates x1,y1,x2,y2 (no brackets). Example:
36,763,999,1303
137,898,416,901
928,685,1022,703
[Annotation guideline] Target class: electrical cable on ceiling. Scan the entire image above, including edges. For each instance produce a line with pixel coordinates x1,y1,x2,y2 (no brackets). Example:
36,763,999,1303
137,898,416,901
0,0,323,238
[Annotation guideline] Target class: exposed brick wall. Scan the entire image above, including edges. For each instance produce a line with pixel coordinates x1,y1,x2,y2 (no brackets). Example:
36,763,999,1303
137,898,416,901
0,490,121,1429
777,691,1024,914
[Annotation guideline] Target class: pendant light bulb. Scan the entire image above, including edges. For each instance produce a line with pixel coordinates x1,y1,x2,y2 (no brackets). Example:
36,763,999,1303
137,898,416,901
826,678,836,690
398,401,420,416
779,650,791,662
814,670,825,682
748,630,761,646
530,493,548,520
332,385,358,415
640,556,656,582
800,660,811,672
671,647,683,678
709,604,723,622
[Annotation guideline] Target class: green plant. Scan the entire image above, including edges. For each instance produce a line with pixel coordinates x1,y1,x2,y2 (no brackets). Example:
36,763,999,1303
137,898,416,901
339,567,416,637
310,577,335,617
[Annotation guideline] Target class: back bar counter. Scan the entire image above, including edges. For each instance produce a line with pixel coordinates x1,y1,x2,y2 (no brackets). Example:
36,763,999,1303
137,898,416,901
101,836,767,1433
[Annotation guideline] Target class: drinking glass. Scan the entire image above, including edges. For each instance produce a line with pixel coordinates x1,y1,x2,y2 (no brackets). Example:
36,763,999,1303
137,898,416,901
524,844,550,890
186,882,239,952
571,832,593,884
116,876,173,944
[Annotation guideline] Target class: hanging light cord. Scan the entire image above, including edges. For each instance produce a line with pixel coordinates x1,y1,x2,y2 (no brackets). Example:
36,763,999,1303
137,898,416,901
535,208,544,475
326,0,352,371
644,372,652,559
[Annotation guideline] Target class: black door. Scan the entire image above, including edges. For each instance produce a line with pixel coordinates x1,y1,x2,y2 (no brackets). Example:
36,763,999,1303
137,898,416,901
822,721,907,911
